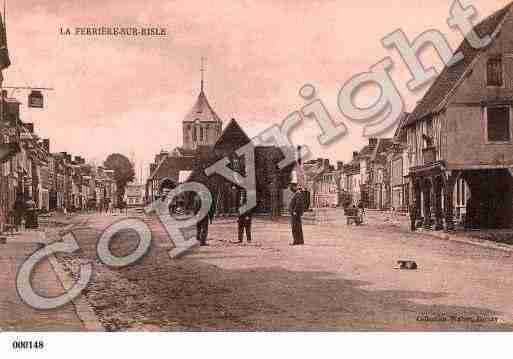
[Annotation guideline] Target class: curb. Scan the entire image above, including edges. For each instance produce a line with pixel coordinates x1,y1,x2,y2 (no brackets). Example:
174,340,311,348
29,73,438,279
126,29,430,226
416,229,513,253
40,228,105,331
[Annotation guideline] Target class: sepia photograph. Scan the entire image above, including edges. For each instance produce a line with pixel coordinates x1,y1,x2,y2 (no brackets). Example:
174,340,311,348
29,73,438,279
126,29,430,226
1,0,513,357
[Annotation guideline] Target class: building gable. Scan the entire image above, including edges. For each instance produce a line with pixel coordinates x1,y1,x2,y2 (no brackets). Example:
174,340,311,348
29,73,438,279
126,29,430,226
214,118,251,151
448,8,513,106
406,2,513,126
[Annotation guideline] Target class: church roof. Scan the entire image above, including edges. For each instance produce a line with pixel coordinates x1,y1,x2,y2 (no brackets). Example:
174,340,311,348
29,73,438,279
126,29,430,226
183,90,222,124
214,118,251,150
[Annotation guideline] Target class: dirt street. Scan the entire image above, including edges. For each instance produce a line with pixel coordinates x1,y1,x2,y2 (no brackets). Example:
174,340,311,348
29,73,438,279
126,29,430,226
49,210,513,331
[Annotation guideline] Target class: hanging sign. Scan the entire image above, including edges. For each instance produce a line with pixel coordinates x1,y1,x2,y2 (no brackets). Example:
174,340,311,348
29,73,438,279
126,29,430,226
28,90,44,108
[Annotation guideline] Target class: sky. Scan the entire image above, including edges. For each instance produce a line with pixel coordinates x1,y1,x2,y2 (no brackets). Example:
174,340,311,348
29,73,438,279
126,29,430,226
4,0,511,181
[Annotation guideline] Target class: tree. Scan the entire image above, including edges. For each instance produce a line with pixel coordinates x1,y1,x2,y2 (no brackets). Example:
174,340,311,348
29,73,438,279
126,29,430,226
104,153,135,206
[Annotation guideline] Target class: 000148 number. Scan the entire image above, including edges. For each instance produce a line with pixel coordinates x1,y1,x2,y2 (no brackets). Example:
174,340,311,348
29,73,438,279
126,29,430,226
12,340,44,350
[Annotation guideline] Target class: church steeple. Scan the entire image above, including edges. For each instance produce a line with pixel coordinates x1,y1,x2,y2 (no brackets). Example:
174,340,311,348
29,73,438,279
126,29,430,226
182,59,223,150
200,56,205,93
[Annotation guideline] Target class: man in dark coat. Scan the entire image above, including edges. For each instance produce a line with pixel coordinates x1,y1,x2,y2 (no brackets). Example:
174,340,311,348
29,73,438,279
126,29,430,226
209,194,217,224
237,193,253,243
13,193,25,232
409,200,417,232
358,200,365,216
193,192,212,246
289,184,305,245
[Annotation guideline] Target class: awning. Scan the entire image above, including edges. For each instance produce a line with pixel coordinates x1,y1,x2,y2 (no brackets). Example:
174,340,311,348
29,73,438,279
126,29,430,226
178,170,192,183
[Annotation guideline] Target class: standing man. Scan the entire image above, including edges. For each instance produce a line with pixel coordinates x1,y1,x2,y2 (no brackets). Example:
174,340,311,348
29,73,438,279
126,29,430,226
358,200,365,217
409,200,417,232
13,193,25,232
237,192,253,243
194,191,211,246
289,183,305,245
209,193,217,224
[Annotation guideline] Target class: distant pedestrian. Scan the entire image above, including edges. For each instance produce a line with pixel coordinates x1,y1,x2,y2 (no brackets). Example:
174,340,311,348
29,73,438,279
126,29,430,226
7,209,15,234
194,191,212,246
358,200,365,217
237,194,253,243
13,194,25,232
409,200,417,231
289,183,305,245
209,195,216,224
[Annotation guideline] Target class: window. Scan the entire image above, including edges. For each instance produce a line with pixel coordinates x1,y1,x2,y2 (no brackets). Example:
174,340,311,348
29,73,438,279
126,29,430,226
487,106,510,142
425,118,433,139
487,57,503,87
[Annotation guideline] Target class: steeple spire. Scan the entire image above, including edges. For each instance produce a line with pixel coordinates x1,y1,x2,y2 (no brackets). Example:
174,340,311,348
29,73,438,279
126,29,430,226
200,56,205,93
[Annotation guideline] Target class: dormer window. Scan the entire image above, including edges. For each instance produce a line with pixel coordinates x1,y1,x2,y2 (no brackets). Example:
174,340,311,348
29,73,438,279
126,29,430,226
487,57,503,87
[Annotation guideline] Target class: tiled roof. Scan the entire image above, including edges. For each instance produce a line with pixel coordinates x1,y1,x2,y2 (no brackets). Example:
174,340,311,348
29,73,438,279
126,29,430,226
393,112,410,142
372,138,393,160
171,147,198,158
406,2,513,126
303,162,325,182
149,155,195,181
358,145,374,157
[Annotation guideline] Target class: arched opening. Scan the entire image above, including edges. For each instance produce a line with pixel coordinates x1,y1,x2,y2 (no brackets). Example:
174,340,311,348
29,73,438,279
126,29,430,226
421,177,433,229
452,175,470,226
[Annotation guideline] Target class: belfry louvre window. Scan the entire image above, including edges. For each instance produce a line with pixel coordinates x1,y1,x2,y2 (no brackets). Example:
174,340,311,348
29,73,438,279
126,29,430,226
487,106,510,142
487,57,503,86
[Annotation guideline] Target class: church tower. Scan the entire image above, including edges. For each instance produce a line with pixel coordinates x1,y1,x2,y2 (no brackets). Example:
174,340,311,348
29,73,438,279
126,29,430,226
182,58,223,150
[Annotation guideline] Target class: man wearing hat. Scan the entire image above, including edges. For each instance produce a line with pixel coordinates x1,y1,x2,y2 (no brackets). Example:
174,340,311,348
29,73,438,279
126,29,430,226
289,183,305,245
237,191,253,243
193,191,212,246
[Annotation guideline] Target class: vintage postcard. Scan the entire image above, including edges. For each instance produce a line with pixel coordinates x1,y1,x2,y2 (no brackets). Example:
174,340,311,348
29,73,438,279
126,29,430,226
1,0,513,357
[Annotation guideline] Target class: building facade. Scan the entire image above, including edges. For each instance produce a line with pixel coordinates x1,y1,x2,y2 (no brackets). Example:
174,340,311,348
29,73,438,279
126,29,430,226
303,158,344,208
125,182,145,207
405,2,513,230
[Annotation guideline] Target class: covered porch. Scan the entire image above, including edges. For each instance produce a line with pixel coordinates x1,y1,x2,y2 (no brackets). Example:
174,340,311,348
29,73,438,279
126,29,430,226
411,162,513,231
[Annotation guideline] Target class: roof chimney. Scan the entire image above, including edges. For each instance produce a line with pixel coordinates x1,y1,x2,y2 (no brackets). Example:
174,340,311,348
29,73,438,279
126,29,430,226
337,161,344,170
369,137,378,148
352,151,359,159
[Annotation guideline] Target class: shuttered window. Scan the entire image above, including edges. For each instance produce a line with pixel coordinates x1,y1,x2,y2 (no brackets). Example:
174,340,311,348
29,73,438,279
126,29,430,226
487,106,510,142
